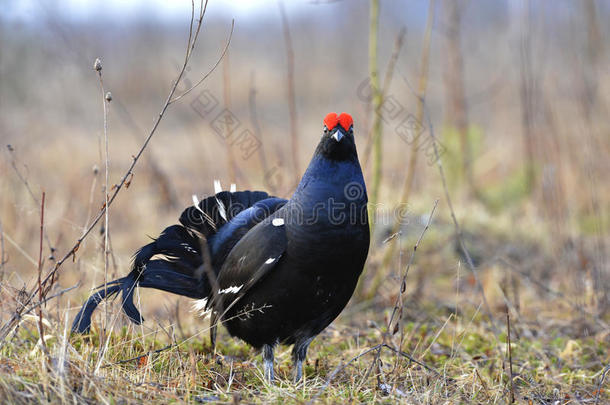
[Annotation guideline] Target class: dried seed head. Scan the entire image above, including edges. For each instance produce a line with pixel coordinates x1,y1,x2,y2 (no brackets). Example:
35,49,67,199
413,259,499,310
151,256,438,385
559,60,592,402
105,91,112,102
93,58,102,71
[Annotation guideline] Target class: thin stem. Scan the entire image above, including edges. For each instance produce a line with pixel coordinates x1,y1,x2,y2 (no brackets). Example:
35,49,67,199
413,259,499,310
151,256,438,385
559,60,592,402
595,364,610,405
96,62,111,337
170,19,234,104
36,192,48,359
368,0,382,229
6,149,55,257
279,0,300,186
506,309,515,403
386,200,438,332
362,27,406,170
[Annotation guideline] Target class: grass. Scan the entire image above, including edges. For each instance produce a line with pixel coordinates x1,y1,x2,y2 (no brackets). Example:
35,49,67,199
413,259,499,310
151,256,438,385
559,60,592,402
0,303,607,403
0,211,608,404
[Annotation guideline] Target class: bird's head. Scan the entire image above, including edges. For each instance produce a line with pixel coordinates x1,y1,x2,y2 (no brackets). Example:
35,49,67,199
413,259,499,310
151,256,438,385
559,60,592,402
316,112,358,161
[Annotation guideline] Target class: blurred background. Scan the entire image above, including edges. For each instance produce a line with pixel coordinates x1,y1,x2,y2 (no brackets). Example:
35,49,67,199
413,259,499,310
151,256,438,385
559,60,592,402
1,0,609,337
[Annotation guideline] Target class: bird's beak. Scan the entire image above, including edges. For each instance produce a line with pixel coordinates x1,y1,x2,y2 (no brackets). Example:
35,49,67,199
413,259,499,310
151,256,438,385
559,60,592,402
332,130,344,142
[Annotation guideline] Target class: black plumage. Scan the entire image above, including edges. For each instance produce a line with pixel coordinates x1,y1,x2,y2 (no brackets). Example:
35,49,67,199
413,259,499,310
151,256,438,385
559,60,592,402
73,112,369,381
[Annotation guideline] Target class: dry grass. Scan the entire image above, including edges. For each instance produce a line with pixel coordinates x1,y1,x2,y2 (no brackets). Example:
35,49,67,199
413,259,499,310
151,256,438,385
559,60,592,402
0,202,607,403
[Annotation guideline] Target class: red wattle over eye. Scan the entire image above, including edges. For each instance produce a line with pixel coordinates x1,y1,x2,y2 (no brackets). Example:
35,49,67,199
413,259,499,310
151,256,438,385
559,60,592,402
323,112,339,130
324,112,353,131
338,113,353,131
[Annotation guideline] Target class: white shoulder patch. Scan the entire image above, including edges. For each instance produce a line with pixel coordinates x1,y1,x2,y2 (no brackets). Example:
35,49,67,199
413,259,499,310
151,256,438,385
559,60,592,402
214,179,222,194
230,183,236,192
272,218,284,227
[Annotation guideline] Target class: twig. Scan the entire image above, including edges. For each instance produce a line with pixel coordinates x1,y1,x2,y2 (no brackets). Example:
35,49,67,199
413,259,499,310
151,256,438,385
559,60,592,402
312,201,440,400
37,192,47,357
367,0,382,227
362,27,407,170
387,200,438,333
361,201,439,394
506,309,515,403
169,18,234,103
595,364,610,405
2,232,37,267
381,344,440,376
94,56,114,375
94,57,112,339
278,0,300,186
308,345,381,404
0,1,229,345
26,284,79,313
6,147,55,258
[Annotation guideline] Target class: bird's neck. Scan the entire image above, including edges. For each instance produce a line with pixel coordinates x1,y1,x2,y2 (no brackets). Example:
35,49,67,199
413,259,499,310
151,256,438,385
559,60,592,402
292,154,367,203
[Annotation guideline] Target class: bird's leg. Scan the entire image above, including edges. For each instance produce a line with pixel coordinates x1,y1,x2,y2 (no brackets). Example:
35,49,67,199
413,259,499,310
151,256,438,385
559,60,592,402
262,344,275,382
209,312,218,353
292,337,313,382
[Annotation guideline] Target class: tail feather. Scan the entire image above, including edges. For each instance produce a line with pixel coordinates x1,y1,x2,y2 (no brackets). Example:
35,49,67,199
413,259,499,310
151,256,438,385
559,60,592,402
73,190,276,333
71,281,122,333
180,190,272,236
72,263,208,333
135,225,202,274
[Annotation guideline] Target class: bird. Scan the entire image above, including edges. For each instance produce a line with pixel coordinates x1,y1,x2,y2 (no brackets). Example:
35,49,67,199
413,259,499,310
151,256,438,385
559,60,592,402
72,112,370,382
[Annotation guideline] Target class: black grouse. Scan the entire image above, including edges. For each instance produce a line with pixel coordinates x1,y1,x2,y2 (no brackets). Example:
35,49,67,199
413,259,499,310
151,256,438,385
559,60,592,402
73,112,370,381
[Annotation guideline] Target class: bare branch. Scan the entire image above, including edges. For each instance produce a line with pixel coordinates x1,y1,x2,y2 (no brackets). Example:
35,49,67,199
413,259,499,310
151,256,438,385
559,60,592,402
36,192,49,359
279,1,300,186
170,19,235,104
6,147,55,258
95,57,112,337
595,364,610,405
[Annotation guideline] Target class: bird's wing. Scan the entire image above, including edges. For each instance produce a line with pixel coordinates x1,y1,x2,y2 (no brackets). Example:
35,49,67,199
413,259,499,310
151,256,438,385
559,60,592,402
206,197,287,267
213,214,287,314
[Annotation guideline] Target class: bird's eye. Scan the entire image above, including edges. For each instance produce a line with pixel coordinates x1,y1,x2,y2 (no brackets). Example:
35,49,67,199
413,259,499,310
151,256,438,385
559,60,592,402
349,126,353,135
324,126,329,134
